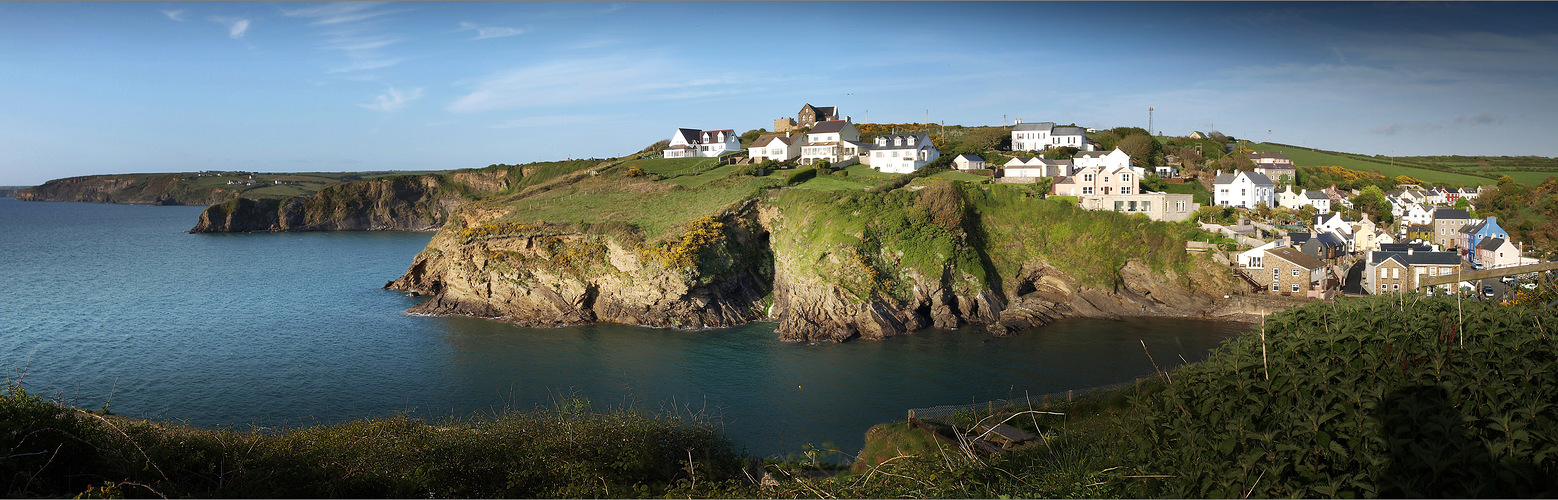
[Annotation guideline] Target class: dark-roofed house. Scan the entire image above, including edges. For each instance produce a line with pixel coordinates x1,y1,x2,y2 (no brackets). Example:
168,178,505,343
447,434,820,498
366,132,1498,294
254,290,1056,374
1407,224,1434,242
1474,237,1520,269
664,128,741,158
1457,217,1510,262
1364,249,1462,294
1213,171,1275,208
1431,208,1472,250
868,134,940,174
1286,232,1312,247
1010,120,1086,151
748,132,804,162
1303,190,1332,212
800,120,861,166
797,103,837,128
1261,247,1333,298
1301,232,1348,261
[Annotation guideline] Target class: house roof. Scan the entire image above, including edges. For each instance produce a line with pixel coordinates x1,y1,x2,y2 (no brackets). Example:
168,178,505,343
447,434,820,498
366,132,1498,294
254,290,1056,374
1312,232,1347,247
872,133,934,150
1475,237,1509,251
1380,242,1434,252
1245,152,1292,162
751,133,796,147
1408,224,1433,232
1432,208,1470,220
1214,173,1237,184
1460,220,1486,234
1304,191,1330,200
1267,247,1326,269
1288,232,1312,245
675,128,702,144
1373,250,1461,266
1012,121,1056,131
955,154,984,162
1051,126,1086,136
1246,172,1275,185
809,120,851,134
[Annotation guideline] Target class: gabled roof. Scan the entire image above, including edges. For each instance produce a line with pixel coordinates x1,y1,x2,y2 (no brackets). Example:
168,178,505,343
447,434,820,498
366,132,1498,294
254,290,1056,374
1475,237,1510,251
1051,126,1086,136
1312,232,1347,248
1214,173,1238,184
1267,247,1326,269
751,133,797,147
954,154,984,162
1287,232,1312,245
675,128,702,144
1408,224,1433,232
872,133,935,150
1246,172,1275,185
1380,242,1434,252
1460,220,1486,234
809,120,851,134
1304,191,1330,200
1012,121,1057,132
1432,208,1470,220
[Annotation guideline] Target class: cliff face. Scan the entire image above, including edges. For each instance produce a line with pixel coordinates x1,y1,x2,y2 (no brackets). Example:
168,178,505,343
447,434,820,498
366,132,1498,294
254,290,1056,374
190,171,510,233
386,183,1247,340
17,174,242,205
386,205,772,329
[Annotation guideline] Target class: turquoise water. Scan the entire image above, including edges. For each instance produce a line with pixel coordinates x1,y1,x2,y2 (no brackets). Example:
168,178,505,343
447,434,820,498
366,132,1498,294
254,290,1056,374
0,198,1250,458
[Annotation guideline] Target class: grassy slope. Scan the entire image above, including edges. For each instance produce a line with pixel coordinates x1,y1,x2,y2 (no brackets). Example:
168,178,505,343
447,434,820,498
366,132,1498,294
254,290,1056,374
1249,142,1493,186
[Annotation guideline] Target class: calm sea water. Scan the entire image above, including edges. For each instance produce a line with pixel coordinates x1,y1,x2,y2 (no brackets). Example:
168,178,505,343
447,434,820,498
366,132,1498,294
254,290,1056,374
0,198,1250,458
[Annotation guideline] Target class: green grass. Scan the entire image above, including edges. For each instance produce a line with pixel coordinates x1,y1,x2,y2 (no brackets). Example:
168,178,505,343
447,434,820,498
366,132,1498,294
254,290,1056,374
1250,142,1492,186
791,175,873,191
620,157,722,179
929,170,989,183
1487,171,1558,185
0,385,745,498
664,163,742,188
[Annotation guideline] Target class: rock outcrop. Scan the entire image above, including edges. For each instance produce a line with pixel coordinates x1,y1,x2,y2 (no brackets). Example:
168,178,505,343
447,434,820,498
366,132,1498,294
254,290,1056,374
17,174,243,205
386,206,773,329
190,172,509,233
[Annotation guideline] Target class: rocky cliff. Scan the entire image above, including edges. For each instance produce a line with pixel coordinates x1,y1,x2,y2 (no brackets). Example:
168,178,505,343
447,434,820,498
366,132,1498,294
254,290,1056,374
17,174,244,205
190,170,512,233
386,202,773,329
386,180,1249,341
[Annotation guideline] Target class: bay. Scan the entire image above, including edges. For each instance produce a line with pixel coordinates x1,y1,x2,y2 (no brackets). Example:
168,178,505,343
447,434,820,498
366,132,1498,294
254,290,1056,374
0,198,1249,458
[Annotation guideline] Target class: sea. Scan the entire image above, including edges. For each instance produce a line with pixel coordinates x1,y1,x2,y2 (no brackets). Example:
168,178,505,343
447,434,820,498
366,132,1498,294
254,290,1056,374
0,197,1250,458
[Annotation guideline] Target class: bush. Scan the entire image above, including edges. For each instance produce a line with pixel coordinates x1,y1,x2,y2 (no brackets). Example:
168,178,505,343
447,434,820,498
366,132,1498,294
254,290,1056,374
785,168,818,186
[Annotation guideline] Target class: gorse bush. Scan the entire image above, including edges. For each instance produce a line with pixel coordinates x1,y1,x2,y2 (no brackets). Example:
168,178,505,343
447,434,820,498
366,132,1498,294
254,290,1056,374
0,385,745,498
1122,296,1558,498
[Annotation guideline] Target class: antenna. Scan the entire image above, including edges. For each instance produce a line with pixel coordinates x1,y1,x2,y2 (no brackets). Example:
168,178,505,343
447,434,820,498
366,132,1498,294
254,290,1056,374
1148,106,1154,135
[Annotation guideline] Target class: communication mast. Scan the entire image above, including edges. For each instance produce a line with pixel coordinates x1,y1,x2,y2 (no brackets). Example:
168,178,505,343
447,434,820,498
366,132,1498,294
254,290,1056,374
1148,107,1154,135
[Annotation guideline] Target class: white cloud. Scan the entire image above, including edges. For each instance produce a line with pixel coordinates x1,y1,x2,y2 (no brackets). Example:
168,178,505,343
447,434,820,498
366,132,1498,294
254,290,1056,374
210,17,251,39
446,56,752,114
359,87,423,112
162,9,188,22
458,22,525,40
280,2,403,26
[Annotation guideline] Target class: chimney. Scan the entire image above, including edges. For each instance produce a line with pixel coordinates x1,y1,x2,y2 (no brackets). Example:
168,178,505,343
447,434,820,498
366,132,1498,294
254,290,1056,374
1016,118,1022,124
1408,247,1415,255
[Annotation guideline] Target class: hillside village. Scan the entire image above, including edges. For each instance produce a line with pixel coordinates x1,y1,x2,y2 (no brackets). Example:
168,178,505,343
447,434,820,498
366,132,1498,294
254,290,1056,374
666,103,1540,302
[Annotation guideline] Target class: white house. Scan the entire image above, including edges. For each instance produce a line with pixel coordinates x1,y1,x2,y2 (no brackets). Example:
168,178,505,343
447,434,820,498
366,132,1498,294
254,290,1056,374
1400,204,1434,229
1001,157,1071,178
1302,190,1332,212
1314,212,1353,237
664,128,741,158
869,134,940,174
748,133,804,162
952,154,986,170
800,120,861,166
1010,120,1087,152
1213,171,1276,208
1053,164,1138,197
1276,185,1304,209
1239,240,1281,269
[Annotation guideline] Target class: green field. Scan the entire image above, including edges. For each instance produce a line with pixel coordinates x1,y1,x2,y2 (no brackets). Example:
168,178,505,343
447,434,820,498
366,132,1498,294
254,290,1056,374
1486,171,1558,185
1249,143,1493,186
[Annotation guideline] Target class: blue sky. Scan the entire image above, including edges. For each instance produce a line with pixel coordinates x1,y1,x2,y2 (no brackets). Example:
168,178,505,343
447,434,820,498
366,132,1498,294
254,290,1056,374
3,1,1557,185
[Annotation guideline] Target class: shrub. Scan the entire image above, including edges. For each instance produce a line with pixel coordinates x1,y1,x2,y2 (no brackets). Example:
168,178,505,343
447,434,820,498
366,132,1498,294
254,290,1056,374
785,168,818,186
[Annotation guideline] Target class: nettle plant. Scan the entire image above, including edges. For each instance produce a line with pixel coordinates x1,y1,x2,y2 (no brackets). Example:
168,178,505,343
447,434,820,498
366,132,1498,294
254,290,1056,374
1122,296,1557,498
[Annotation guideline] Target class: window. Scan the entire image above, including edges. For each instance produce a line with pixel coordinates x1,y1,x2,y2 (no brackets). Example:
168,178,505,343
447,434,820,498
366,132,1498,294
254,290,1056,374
1241,189,1247,196
1272,268,1280,279
1123,174,1131,182
1082,187,1094,195
1292,268,1300,277
1176,201,1186,212
1392,268,1400,279
1292,283,1300,292
1083,174,1094,182
1121,187,1133,195
1272,284,1279,291
1393,284,1400,290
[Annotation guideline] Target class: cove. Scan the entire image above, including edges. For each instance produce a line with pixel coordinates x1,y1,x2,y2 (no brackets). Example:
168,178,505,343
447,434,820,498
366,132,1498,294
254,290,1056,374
0,198,1250,458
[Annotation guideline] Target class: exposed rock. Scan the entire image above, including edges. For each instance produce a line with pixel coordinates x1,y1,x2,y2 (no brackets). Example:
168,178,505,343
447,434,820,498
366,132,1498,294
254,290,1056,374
191,175,461,232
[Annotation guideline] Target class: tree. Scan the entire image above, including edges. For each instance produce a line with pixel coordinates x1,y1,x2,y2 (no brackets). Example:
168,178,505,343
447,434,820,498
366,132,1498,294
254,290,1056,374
1046,146,1079,160
1453,197,1472,210
1091,131,1123,152
739,128,768,148
1118,135,1157,166
1351,185,1389,224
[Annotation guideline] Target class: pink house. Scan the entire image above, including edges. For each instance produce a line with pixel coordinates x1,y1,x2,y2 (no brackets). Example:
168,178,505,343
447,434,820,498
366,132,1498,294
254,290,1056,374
1051,165,1138,197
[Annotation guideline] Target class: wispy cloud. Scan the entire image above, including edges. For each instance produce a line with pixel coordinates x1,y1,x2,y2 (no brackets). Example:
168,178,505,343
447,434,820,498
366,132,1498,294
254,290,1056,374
1373,113,1508,136
1371,123,1402,136
281,2,409,74
280,2,404,26
359,87,423,112
447,56,753,113
210,16,251,39
162,9,188,22
458,22,525,40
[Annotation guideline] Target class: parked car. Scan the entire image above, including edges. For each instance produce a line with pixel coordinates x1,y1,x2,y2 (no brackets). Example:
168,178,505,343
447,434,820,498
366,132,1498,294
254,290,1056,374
1483,285,1496,297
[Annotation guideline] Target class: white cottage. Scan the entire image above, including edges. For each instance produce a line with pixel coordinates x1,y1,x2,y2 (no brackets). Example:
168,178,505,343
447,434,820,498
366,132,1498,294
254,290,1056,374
664,128,741,158
1213,171,1276,208
869,134,940,174
748,133,804,162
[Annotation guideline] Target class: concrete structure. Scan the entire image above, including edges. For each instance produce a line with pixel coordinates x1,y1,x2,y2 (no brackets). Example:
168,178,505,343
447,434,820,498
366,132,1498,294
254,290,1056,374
1075,192,1198,222
664,128,740,158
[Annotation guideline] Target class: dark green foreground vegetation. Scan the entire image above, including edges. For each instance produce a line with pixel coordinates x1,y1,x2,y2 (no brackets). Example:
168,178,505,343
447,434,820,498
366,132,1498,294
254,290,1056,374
6,295,1554,498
